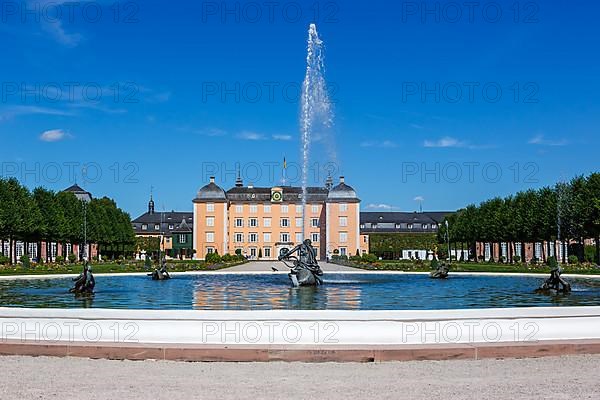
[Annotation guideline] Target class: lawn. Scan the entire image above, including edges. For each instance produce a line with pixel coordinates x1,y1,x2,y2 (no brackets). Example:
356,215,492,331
0,259,246,276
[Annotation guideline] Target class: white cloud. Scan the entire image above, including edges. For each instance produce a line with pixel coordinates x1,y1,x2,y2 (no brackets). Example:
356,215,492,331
410,123,424,129
237,131,266,141
40,129,70,142
366,203,395,210
272,134,293,141
423,136,466,148
360,140,398,148
528,134,568,147
0,105,74,121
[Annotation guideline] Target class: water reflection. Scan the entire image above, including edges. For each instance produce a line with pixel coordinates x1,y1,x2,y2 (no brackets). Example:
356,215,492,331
1,274,600,311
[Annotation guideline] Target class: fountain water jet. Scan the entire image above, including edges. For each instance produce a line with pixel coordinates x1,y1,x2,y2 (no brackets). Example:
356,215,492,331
300,23,334,238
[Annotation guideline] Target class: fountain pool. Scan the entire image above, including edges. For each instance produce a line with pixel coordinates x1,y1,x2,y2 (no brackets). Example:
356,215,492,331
1,272,600,310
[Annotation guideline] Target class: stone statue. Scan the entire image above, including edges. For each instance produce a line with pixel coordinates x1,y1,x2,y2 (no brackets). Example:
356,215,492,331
69,262,95,294
278,239,324,286
536,265,571,294
429,261,450,279
148,257,171,280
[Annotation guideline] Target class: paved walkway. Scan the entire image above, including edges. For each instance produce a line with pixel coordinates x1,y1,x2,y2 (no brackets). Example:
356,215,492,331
1,355,598,400
220,260,359,272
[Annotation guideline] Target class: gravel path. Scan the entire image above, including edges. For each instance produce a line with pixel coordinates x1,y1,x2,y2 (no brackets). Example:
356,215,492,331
1,355,599,400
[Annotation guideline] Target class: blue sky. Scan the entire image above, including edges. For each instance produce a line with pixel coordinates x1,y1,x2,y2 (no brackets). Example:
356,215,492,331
1,0,599,217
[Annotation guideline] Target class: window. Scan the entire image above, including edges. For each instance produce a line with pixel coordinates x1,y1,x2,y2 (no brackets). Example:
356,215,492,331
340,247,347,256
263,204,271,213
408,224,413,230
311,218,319,228
206,217,215,227
168,224,174,230
263,233,271,242
250,248,257,258
249,233,258,243
339,217,348,227
295,233,303,243
311,233,319,243
311,204,318,213
250,205,258,213
295,217,302,227
280,218,290,227
263,217,271,227
179,234,187,244
206,247,214,254
339,232,348,243
141,224,148,231
249,218,258,227
154,224,160,231
296,205,302,214
206,232,215,243
264,247,271,258
235,233,243,243
281,205,289,213
235,205,243,213
339,203,348,212
206,203,215,212
235,218,244,228
281,233,290,242
422,224,427,230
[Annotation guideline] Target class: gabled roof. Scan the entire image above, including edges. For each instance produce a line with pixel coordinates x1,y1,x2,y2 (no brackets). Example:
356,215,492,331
360,211,454,234
172,218,192,233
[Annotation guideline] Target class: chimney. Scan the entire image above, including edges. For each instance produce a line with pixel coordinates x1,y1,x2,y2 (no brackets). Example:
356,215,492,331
339,176,345,184
210,177,215,184
325,175,333,190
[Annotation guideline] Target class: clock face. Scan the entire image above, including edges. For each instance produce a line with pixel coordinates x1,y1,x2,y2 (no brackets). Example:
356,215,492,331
271,191,283,202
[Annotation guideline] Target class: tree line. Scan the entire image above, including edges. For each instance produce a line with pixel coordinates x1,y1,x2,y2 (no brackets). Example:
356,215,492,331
0,178,135,264
438,173,600,264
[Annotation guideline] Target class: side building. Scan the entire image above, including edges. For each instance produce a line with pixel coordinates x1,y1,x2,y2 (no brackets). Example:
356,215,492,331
192,176,365,260
359,211,461,260
131,196,194,259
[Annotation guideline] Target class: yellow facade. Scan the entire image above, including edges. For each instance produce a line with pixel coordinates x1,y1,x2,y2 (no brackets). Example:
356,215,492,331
192,176,361,260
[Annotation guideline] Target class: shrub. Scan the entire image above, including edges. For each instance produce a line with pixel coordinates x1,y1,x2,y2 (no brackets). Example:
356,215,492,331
38,257,44,265
20,255,31,268
235,249,242,256
0,254,10,265
205,252,222,264
513,255,521,263
68,254,77,264
56,255,65,264
258,249,263,259
349,255,362,262
568,255,579,265
361,253,378,264
221,254,233,263
584,245,596,263
499,256,506,263
144,255,152,269
547,256,558,269
430,258,440,270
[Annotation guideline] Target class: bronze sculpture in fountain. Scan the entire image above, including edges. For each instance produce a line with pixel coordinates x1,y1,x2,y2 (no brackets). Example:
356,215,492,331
149,257,171,280
536,264,571,294
69,262,95,295
278,239,324,287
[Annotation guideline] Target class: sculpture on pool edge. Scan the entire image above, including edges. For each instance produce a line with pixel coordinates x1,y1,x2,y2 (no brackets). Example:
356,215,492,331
278,239,324,287
148,257,171,280
429,259,449,279
536,265,571,294
69,262,95,294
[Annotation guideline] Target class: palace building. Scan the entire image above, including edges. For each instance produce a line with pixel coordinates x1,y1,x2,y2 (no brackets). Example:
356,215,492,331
192,176,366,260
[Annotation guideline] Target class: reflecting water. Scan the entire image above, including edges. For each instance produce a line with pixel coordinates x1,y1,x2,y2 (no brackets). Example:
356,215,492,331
0,274,599,310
